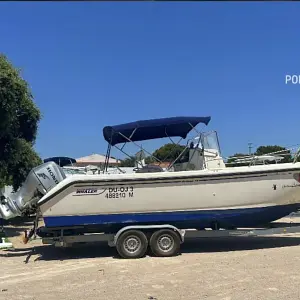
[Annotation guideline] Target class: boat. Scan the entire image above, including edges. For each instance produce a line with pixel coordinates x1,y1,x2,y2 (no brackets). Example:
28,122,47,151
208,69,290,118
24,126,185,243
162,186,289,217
43,156,135,176
43,156,77,167
1,116,300,237
43,156,91,176
232,155,285,165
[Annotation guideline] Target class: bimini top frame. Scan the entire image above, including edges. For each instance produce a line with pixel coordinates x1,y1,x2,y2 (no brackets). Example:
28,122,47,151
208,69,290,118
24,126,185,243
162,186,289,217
43,157,77,168
102,116,211,171
103,116,211,146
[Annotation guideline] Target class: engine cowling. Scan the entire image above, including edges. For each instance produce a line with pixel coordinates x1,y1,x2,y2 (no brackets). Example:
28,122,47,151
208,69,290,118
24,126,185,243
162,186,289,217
0,162,66,219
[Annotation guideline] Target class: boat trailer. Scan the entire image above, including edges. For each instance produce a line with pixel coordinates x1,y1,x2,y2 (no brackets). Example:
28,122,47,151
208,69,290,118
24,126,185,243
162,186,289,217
39,222,300,259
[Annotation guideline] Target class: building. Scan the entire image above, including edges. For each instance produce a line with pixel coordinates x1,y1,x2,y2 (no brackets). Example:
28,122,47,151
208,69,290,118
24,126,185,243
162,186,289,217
75,153,120,168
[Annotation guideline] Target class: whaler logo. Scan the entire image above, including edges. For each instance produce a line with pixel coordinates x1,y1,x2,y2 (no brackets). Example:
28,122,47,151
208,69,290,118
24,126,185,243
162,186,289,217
74,188,106,196
76,188,98,194
74,187,107,196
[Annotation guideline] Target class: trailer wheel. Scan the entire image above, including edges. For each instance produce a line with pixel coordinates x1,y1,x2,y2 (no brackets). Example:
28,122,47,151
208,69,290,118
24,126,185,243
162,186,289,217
149,229,181,257
116,230,148,259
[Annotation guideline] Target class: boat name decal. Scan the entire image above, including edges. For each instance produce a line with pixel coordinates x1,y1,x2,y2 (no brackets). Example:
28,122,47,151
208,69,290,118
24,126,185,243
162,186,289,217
74,188,107,196
105,186,134,199
46,167,59,184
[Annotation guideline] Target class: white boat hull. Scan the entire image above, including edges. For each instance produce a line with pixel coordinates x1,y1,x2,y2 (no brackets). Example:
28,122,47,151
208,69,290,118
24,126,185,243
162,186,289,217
37,163,300,231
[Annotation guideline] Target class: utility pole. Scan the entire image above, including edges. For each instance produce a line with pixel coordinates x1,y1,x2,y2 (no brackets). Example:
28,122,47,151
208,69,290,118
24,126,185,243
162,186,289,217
248,143,253,155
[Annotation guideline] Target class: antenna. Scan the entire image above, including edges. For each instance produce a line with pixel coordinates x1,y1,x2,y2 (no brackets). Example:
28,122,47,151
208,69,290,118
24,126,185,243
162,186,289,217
248,143,253,155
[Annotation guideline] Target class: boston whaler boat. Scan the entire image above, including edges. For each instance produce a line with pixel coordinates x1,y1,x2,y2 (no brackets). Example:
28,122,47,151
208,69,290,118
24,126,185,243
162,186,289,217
1,116,300,258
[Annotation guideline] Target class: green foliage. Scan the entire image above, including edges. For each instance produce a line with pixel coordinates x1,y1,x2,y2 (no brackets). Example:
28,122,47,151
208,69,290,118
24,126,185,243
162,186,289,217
119,156,136,167
119,144,190,167
255,145,292,163
0,54,42,191
151,143,189,163
145,155,156,165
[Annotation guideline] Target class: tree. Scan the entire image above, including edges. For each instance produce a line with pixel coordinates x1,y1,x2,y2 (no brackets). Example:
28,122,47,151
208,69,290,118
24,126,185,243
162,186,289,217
255,145,292,163
119,156,136,167
150,143,189,163
0,54,42,191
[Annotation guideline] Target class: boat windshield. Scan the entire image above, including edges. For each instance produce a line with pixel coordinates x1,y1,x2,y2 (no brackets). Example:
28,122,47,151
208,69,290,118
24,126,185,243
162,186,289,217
200,131,221,155
63,168,86,175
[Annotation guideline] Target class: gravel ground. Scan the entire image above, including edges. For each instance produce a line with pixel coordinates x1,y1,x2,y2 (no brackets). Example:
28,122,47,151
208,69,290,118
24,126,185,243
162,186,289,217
0,216,300,300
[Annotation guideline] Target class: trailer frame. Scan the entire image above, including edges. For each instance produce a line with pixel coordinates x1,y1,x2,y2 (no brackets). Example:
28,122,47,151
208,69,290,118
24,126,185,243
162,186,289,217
39,222,300,259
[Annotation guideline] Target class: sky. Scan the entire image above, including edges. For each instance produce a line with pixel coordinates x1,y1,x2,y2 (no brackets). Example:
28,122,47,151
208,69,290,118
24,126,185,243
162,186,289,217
1,2,300,160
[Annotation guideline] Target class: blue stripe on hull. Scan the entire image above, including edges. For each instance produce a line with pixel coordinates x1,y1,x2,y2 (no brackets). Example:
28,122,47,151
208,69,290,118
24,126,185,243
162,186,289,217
43,204,300,230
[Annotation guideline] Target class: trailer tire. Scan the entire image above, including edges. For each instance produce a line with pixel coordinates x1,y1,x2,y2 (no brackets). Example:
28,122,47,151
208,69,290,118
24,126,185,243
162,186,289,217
149,229,181,257
116,230,148,259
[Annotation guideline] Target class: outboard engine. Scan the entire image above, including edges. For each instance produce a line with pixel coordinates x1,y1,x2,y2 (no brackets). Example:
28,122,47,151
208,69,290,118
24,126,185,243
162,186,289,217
0,162,66,220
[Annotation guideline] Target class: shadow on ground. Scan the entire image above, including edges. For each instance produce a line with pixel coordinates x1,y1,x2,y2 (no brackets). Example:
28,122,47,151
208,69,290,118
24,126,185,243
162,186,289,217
0,242,115,263
2,226,29,238
182,236,300,254
1,216,35,238
1,235,300,263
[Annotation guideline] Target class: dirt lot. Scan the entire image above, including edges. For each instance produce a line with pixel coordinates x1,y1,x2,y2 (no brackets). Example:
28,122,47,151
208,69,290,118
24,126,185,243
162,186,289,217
1,216,300,300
